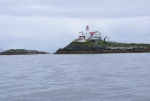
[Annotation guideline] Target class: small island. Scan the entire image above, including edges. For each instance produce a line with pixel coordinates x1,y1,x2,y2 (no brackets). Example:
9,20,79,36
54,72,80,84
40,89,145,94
54,26,150,54
54,40,150,54
0,49,50,55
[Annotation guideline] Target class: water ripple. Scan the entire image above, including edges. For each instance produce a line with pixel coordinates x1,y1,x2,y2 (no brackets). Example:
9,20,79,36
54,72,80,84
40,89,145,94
0,54,150,101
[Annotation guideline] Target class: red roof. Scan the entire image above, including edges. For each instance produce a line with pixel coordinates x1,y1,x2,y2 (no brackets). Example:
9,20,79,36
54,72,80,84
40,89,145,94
90,32,96,35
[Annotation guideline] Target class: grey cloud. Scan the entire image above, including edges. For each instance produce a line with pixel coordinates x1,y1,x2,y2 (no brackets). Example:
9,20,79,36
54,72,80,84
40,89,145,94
0,0,150,52
0,0,150,18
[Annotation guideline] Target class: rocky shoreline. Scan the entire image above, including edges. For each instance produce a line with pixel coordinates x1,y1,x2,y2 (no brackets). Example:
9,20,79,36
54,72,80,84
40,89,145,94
54,41,150,54
0,49,50,55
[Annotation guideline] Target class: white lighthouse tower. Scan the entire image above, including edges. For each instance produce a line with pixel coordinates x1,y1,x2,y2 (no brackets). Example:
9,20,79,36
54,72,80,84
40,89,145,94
85,25,90,39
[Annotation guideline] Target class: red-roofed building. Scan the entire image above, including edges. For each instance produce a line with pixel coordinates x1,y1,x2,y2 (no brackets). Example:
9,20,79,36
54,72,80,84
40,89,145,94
75,26,102,42
90,32,96,37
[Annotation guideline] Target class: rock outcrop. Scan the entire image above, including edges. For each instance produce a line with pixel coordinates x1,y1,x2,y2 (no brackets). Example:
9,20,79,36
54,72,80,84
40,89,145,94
0,49,50,55
54,41,150,54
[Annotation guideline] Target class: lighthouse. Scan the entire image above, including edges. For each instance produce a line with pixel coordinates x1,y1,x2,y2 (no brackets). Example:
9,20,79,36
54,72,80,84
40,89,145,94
75,26,102,42
85,25,90,39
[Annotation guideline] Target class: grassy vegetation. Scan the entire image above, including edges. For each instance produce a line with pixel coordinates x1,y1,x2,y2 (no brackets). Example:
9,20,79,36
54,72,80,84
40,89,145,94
6,49,28,52
69,40,150,48
69,40,96,46
107,42,150,48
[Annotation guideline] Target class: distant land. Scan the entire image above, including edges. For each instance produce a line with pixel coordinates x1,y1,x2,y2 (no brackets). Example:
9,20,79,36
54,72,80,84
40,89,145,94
0,49,50,55
54,26,150,54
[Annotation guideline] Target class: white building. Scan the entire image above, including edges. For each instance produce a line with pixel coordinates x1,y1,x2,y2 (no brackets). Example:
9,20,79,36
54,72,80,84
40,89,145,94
75,26,102,42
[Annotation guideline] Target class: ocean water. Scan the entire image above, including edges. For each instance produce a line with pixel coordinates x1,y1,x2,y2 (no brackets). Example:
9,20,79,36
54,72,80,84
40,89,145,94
0,53,150,101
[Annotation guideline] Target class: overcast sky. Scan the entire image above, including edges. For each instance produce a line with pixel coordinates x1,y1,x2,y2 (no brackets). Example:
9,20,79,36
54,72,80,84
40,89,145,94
0,0,150,52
